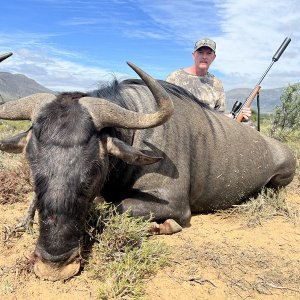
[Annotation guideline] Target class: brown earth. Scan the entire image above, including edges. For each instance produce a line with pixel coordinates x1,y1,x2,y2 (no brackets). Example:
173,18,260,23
0,188,299,299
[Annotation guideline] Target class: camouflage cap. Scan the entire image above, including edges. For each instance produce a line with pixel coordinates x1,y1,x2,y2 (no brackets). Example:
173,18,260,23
194,38,216,52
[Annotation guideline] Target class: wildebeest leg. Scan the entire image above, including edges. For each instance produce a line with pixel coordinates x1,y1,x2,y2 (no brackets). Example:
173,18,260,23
15,194,37,231
117,192,191,235
266,139,296,189
267,158,296,189
267,171,296,189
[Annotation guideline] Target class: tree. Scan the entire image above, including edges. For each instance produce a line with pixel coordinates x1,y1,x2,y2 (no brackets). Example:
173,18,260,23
269,83,300,141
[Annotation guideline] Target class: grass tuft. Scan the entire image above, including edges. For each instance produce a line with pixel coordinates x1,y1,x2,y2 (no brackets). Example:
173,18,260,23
0,120,31,135
220,188,299,227
0,160,32,205
85,201,169,299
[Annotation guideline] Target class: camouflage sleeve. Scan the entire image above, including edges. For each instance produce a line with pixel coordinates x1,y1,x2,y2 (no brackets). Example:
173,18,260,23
166,72,177,84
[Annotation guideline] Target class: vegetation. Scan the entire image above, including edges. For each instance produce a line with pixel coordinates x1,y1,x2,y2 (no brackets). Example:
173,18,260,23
0,120,32,204
0,165,32,205
269,83,300,141
220,188,299,227
85,201,169,299
0,120,31,136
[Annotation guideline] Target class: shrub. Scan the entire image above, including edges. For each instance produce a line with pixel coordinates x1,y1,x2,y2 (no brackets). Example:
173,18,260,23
85,202,169,299
269,83,300,141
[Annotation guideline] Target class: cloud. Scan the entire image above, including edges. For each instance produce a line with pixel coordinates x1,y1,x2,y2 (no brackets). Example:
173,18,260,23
135,1,221,43
0,0,299,91
136,0,300,89
212,0,300,89
58,18,101,26
0,37,128,91
10,53,128,91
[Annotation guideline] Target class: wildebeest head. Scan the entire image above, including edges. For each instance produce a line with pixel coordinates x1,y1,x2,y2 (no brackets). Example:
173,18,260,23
0,62,174,281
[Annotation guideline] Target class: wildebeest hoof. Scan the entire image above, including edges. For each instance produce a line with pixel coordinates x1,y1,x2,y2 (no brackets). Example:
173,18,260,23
149,219,182,235
33,259,81,281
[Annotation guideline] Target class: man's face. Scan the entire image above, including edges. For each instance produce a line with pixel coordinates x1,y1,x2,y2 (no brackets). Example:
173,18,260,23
193,46,216,71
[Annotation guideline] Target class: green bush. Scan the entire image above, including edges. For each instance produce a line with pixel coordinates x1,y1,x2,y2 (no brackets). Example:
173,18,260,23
85,202,169,299
269,83,300,141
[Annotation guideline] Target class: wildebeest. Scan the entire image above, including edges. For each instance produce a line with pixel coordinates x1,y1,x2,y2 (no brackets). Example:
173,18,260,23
0,62,296,281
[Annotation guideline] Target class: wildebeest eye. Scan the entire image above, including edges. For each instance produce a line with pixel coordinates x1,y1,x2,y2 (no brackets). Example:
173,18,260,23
48,215,58,226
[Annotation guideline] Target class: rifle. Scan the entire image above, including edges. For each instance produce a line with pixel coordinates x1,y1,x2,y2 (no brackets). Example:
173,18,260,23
0,52,13,63
231,37,291,123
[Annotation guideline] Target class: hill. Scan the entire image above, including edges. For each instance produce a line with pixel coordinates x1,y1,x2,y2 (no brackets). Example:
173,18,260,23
0,72,53,102
225,87,283,113
0,71,285,113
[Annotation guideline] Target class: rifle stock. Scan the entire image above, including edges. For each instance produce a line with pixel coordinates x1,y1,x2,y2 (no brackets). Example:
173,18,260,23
232,37,291,124
234,85,261,122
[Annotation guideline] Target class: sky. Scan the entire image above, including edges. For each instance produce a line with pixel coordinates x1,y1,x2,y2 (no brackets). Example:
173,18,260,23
0,0,299,92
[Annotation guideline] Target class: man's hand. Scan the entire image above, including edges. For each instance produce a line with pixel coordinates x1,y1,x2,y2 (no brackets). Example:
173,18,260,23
242,107,251,121
226,107,252,121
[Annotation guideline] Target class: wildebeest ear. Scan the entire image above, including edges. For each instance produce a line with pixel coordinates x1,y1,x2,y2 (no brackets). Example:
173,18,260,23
105,137,163,165
0,130,29,153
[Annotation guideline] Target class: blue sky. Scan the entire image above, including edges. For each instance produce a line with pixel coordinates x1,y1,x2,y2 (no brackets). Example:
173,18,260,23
0,0,299,92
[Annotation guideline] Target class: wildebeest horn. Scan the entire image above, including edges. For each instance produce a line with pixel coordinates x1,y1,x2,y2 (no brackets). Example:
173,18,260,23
0,93,56,121
79,62,174,129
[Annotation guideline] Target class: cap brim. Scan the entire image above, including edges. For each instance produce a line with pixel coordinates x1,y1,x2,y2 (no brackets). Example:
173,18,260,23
194,45,215,52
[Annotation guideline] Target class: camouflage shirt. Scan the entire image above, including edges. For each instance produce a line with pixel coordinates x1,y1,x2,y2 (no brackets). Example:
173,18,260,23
166,69,226,112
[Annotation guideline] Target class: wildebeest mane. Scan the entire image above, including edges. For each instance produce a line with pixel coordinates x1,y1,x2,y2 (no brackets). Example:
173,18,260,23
88,79,128,108
88,78,211,110
121,79,211,109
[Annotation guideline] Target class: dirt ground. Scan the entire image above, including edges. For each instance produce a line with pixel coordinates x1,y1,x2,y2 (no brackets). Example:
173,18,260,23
0,190,299,300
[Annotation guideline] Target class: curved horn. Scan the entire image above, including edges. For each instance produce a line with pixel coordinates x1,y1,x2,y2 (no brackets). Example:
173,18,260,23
0,93,56,121
79,62,174,129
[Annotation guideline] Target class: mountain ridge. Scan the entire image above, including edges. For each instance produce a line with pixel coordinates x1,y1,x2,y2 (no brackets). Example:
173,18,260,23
225,87,283,113
0,72,53,102
0,72,284,112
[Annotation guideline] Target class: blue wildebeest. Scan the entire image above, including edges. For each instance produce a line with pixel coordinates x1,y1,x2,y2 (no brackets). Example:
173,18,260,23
0,62,296,281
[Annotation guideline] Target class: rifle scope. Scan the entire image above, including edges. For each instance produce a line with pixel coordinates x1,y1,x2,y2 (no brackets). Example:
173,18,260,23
0,52,13,63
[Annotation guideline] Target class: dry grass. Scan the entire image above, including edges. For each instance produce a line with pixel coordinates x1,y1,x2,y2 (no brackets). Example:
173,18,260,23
197,241,300,297
0,120,30,136
162,230,300,299
219,188,299,227
0,160,32,205
85,202,170,299
0,120,33,205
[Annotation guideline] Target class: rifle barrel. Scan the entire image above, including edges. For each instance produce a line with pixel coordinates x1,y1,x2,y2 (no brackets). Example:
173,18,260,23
234,37,291,121
256,61,275,87
256,37,291,86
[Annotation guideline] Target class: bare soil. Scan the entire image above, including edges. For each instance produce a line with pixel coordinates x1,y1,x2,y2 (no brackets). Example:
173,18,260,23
0,190,299,300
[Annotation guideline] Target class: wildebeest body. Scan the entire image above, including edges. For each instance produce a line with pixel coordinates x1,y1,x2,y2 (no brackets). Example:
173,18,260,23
99,80,295,225
0,64,296,280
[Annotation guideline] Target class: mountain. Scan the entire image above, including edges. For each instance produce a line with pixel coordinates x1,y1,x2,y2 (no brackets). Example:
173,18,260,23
0,72,53,102
0,71,285,113
225,87,284,113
